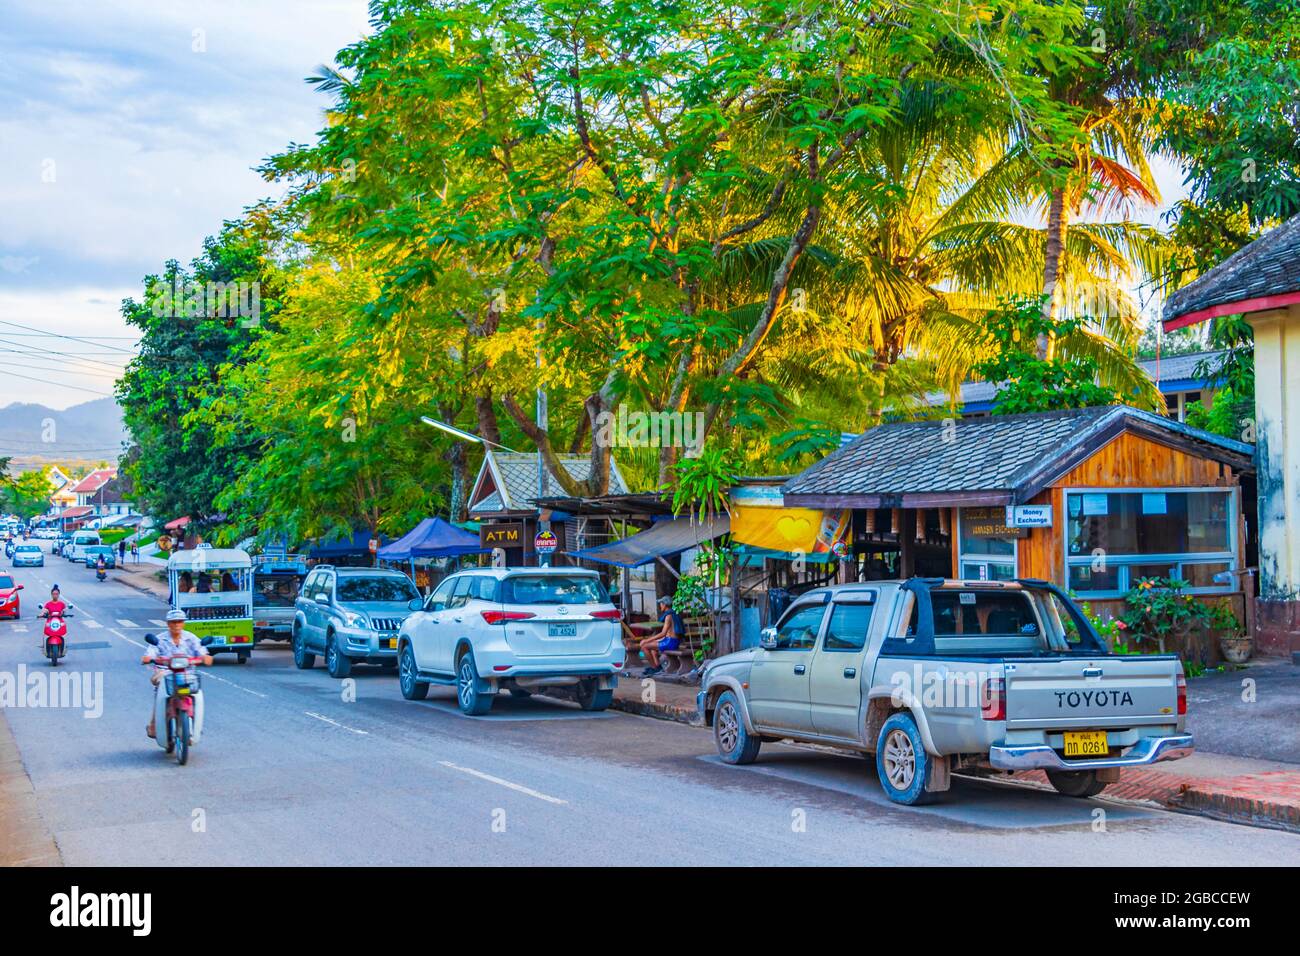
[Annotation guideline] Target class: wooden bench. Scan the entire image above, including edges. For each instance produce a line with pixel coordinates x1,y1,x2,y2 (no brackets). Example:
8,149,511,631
661,616,711,678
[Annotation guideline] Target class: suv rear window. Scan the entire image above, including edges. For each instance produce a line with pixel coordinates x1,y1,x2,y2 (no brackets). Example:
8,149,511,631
501,574,607,605
337,575,418,603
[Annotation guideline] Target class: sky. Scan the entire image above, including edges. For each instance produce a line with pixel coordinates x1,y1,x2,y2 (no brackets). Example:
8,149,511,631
0,0,372,408
0,2,1193,411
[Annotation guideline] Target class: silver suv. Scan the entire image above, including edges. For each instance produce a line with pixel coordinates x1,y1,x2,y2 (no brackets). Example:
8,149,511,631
291,565,422,678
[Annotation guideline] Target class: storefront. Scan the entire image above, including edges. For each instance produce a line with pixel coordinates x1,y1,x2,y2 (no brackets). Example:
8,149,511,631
782,405,1256,627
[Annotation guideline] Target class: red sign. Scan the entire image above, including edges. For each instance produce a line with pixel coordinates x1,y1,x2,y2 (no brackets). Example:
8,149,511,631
534,530,558,554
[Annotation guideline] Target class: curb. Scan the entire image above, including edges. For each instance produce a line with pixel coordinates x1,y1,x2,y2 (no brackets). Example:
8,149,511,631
1170,773,1300,834
114,571,168,602
610,695,702,726
0,707,61,866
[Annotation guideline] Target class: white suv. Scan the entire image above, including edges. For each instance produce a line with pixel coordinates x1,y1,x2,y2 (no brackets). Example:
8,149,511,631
396,567,624,715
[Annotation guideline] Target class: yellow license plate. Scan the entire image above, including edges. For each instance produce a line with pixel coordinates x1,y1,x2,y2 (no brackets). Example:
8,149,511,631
1063,731,1108,757
385,638,397,649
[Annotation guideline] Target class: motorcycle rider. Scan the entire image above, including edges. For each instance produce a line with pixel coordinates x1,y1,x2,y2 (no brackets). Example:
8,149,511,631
142,609,212,739
95,552,107,578
41,585,67,618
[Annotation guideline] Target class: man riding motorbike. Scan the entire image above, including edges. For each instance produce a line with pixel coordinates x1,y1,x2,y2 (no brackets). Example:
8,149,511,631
142,609,212,739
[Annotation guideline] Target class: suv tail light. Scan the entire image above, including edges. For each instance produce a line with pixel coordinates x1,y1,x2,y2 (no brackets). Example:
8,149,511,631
481,610,536,626
980,677,1006,721
1177,671,1187,715
590,609,622,621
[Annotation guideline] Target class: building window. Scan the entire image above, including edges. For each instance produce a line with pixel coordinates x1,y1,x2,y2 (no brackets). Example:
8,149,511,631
1064,489,1236,596
958,508,1018,582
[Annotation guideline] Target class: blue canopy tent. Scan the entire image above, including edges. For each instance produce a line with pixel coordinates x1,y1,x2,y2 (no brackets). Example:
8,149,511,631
377,517,487,561
376,517,489,589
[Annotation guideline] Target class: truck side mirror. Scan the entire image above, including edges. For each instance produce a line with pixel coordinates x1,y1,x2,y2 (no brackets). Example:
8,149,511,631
759,627,780,650
407,598,423,612
314,593,330,606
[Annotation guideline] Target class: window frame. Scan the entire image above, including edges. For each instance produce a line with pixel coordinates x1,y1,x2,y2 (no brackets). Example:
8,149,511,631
956,508,1020,582
821,592,877,652
772,600,829,651
1062,486,1239,598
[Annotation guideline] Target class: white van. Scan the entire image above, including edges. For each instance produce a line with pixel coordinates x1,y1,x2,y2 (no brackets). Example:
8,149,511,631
66,530,102,562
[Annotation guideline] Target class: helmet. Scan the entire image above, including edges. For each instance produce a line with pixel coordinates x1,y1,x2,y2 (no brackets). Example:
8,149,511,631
165,609,187,623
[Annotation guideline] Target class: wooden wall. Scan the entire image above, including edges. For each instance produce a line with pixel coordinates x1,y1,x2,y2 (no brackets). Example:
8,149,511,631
1015,431,1241,586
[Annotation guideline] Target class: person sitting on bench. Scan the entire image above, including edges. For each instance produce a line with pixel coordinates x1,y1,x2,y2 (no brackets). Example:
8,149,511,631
638,595,683,677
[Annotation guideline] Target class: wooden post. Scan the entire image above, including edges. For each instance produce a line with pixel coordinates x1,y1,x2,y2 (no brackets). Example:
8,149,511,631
899,509,915,578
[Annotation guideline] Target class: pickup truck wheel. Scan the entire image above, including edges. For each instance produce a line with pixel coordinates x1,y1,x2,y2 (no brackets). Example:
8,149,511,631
714,690,761,765
456,650,494,716
291,626,315,670
575,679,613,711
325,634,353,679
398,644,428,700
875,713,936,806
1045,769,1108,798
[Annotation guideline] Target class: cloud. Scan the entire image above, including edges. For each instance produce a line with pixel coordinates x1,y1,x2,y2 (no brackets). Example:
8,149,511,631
0,0,370,406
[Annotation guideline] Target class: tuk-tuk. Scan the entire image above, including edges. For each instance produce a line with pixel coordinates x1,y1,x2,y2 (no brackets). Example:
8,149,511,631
251,553,308,643
167,546,255,662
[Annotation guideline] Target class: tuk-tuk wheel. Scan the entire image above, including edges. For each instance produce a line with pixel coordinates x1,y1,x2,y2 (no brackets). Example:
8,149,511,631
237,652,249,664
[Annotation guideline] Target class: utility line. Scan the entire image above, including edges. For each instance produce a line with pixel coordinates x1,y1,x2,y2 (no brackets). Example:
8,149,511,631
0,368,113,397
0,319,137,354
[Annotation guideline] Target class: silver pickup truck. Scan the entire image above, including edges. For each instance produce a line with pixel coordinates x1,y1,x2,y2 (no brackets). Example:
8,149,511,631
698,578,1192,805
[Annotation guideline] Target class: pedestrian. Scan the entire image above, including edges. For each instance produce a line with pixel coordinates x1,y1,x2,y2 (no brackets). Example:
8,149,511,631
131,540,139,564
118,538,126,563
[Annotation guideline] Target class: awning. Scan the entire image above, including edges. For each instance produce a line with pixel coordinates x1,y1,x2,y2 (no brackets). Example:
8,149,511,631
59,506,94,520
165,516,191,531
309,529,391,559
568,514,729,568
377,517,489,561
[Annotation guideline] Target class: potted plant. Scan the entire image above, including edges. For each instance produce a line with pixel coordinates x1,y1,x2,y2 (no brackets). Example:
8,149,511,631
1208,604,1251,663
1121,577,1214,663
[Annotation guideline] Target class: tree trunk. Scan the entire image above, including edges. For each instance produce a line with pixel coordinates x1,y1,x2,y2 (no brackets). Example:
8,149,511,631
444,440,467,522
475,390,501,448
1039,187,1067,361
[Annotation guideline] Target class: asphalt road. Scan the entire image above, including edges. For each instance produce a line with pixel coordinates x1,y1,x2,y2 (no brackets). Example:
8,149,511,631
2,541,1298,866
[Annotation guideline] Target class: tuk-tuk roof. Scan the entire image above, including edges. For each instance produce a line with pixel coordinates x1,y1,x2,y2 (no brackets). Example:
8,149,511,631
167,547,252,570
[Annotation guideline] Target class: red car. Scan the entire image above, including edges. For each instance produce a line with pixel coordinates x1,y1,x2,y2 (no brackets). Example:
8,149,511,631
0,574,23,619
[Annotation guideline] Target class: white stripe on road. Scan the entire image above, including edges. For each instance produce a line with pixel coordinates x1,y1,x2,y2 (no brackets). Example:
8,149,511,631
110,628,145,649
13,625,26,633
117,619,139,627
150,620,167,627
438,760,568,805
305,711,368,735
207,673,267,699
83,620,103,629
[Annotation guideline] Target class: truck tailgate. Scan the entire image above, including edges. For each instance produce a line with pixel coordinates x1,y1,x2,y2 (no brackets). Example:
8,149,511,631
1005,657,1180,730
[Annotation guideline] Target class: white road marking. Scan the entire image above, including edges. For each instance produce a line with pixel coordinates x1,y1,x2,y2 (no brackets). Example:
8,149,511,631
150,620,167,627
207,673,267,699
117,618,139,627
109,628,146,649
13,625,27,633
438,760,568,805
305,711,368,734
83,620,103,629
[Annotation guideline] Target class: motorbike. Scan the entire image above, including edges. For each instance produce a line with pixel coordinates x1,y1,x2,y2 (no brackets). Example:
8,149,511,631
38,603,73,667
144,633,212,765
95,563,107,582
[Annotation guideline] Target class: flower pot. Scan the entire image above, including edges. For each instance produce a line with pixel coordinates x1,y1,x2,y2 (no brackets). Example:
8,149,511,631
1219,635,1253,664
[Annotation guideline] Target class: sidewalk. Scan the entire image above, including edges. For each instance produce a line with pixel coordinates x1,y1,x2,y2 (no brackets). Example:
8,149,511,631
113,560,170,601
613,661,1300,833
0,708,60,865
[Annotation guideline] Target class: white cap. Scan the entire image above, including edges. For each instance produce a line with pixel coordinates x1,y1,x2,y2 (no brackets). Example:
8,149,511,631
165,609,187,622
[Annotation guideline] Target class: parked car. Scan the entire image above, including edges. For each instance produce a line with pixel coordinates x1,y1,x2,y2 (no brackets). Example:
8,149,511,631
291,565,421,677
0,574,23,619
12,543,43,568
65,530,101,563
697,578,1193,806
52,534,70,557
82,545,116,569
395,567,624,715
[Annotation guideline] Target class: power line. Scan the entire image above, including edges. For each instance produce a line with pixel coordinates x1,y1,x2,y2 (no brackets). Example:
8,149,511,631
0,337,130,374
0,332,139,340
0,320,137,354
0,368,113,397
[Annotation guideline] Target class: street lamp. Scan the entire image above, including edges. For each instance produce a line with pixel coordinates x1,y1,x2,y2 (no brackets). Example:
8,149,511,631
419,416,519,453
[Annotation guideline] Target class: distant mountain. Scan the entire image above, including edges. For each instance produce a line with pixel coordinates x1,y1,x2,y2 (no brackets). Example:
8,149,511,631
0,397,128,462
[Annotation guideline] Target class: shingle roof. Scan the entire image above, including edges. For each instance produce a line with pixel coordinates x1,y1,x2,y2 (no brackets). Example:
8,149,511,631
782,406,1254,507
469,452,628,514
69,468,117,495
1164,214,1300,327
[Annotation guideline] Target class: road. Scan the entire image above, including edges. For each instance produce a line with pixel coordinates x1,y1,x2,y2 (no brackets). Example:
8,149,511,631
2,540,1298,866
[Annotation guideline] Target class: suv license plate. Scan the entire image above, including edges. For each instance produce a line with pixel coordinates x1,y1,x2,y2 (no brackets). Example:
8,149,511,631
384,638,397,649
1063,731,1108,757
548,623,577,637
